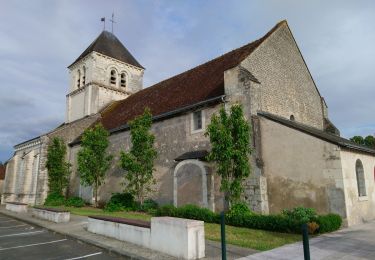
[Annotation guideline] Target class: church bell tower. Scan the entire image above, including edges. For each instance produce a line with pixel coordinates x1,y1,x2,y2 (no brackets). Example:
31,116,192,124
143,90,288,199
65,30,144,123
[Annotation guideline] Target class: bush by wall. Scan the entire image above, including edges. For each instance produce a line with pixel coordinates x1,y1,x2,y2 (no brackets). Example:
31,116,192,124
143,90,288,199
65,197,85,207
316,214,342,233
104,192,136,212
156,204,342,234
44,192,66,206
44,193,85,207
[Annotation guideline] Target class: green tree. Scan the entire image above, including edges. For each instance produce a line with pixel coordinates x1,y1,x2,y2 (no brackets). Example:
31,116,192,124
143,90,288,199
364,135,375,149
120,108,157,205
350,135,375,149
205,104,251,209
45,137,70,195
350,136,365,146
77,124,113,207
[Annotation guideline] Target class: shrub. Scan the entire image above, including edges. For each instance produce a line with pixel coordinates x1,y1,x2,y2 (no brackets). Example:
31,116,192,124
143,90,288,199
156,204,340,234
44,192,65,206
139,199,158,213
282,207,317,224
65,197,85,207
226,202,253,226
156,204,177,217
104,192,136,211
242,214,294,233
176,204,220,223
104,201,124,212
316,214,342,233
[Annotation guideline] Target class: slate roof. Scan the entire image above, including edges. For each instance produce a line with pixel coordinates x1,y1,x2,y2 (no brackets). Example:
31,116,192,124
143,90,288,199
258,112,375,155
97,21,287,132
69,30,143,69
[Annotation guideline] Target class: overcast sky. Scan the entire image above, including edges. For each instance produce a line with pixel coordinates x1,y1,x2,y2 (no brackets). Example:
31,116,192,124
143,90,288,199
0,0,374,162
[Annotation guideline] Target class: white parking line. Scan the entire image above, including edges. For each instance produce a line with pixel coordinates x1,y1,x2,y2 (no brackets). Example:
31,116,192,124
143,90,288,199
0,230,45,238
65,252,103,259
0,224,27,229
0,239,67,251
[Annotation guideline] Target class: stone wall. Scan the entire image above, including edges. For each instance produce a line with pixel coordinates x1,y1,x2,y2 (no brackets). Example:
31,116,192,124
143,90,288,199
28,115,101,205
259,117,346,217
1,140,41,204
66,52,144,123
241,22,324,130
69,105,225,211
340,149,375,226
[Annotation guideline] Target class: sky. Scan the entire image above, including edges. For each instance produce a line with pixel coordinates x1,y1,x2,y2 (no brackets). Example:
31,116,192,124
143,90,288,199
0,0,374,162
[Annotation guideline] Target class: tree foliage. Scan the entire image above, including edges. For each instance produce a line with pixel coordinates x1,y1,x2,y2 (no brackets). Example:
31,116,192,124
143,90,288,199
77,124,113,207
350,135,375,149
46,137,70,195
205,104,251,208
120,108,157,205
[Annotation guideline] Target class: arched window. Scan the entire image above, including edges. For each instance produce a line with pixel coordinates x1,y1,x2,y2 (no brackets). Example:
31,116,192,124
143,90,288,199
356,159,366,197
120,73,126,88
82,66,86,86
290,115,295,121
77,70,81,88
110,70,117,86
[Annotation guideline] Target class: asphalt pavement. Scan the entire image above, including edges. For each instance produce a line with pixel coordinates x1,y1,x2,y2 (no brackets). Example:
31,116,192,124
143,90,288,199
0,213,123,260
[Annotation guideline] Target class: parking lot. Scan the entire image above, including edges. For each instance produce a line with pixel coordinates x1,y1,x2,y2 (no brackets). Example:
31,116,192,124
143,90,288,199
0,213,123,260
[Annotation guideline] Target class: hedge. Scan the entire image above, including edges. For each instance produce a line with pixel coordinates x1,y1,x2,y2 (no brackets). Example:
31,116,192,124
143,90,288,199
156,204,342,234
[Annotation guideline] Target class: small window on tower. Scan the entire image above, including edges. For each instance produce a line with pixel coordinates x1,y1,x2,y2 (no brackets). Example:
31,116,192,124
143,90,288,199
120,73,126,88
110,70,116,86
192,110,203,131
82,66,86,86
77,70,81,88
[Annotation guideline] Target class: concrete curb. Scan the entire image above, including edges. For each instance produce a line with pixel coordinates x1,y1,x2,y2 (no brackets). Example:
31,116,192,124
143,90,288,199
0,209,150,260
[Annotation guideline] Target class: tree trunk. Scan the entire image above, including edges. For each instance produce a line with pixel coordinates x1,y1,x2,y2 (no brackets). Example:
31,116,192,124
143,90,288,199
94,179,98,208
223,191,230,213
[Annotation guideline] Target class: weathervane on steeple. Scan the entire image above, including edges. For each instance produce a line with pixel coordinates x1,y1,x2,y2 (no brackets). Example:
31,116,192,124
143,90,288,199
110,12,116,33
101,17,106,31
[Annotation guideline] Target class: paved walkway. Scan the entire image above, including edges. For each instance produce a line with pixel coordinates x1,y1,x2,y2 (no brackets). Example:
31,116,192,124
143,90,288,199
0,206,256,260
239,220,375,260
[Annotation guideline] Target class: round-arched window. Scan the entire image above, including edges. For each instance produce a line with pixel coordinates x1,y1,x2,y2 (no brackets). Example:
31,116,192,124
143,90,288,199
110,70,117,86
290,115,295,121
82,66,86,86
77,70,81,88
356,159,366,197
120,73,126,88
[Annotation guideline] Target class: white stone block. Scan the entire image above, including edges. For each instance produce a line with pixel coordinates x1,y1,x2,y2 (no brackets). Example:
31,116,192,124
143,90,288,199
150,217,205,259
87,216,205,259
87,218,151,247
31,208,70,223
5,202,28,213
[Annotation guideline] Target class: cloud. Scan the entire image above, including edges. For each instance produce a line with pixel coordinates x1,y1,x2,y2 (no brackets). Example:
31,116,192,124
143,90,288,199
0,0,374,161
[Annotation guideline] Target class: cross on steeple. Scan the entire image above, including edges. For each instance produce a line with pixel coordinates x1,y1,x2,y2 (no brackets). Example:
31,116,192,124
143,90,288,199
109,12,116,33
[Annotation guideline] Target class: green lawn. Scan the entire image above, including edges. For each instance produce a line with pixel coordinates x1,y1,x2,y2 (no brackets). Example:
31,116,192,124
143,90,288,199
51,206,301,251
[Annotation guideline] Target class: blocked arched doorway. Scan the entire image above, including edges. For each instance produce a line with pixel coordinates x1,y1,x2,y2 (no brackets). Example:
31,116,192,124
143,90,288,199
173,159,209,208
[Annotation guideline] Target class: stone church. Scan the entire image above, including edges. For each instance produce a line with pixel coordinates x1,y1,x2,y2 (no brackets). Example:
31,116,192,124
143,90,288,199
2,20,375,226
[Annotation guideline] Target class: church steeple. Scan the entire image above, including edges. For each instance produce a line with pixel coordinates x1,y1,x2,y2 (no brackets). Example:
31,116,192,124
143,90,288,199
65,31,144,123
68,30,143,69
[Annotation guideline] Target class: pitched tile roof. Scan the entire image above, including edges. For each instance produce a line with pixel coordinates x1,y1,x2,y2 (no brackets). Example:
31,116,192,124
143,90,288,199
258,112,375,155
98,21,287,132
69,31,143,69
